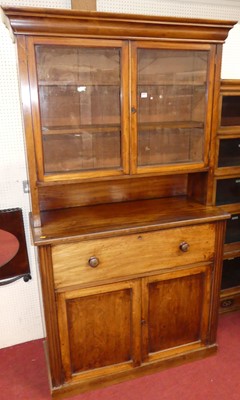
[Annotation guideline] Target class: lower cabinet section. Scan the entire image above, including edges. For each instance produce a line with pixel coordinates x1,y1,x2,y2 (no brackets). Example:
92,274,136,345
55,265,212,391
36,213,227,398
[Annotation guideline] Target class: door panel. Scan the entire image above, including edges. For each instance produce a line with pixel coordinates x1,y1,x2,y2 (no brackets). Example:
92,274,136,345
142,265,212,361
57,280,141,381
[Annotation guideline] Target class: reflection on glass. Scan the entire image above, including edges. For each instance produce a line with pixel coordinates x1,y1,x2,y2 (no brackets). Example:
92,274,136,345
35,45,122,173
137,49,208,166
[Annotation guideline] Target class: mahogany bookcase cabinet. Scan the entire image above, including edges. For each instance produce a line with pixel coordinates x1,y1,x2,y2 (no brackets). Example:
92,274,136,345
215,80,240,313
2,7,235,399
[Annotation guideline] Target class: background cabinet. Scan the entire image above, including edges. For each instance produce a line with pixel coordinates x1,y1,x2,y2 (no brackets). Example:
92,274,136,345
2,6,234,399
214,80,240,313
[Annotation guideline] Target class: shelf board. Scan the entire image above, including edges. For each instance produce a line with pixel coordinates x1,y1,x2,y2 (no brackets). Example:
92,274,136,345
38,81,120,86
42,124,121,135
41,121,204,135
138,121,204,130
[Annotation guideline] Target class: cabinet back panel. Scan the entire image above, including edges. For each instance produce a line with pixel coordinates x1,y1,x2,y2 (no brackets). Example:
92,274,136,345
39,175,188,210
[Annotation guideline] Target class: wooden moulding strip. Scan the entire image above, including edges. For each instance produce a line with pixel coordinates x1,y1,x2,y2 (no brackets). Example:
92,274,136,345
1,6,236,42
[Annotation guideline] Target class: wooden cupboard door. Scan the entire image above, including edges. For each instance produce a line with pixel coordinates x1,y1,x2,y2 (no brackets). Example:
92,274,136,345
27,37,129,181
57,280,141,382
141,265,212,362
130,42,215,174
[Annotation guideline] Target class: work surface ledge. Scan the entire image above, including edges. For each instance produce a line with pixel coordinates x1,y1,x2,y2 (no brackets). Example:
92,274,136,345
31,197,230,245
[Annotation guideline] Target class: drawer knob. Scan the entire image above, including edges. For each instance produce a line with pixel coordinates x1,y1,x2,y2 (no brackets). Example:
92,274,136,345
88,256,99,268
179,241,189,252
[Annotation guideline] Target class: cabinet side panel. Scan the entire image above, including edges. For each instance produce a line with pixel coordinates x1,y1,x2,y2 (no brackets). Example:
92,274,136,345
38,246,63,387
209,220,226,342
17,35,41,226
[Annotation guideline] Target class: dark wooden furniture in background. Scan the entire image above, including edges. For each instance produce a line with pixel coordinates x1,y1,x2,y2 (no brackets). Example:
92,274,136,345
214,80,240,313
0,208,31,285
2,7,234,399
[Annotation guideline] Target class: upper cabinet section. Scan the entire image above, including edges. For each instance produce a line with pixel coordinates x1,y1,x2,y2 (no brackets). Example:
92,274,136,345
27,37,215,181
1,7,236,223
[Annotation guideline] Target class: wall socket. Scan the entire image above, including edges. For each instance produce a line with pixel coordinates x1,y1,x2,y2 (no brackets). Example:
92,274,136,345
22,180,30,193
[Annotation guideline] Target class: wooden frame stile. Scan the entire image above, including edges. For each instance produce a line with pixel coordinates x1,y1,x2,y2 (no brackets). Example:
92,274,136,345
38,245,63,388
205,44,224,206
208,220,226,341
16,35,42,227
188,44,222,205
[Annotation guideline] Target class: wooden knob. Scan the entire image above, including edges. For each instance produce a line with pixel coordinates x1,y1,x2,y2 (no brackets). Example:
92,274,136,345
88,256,99,268
179,241,189,252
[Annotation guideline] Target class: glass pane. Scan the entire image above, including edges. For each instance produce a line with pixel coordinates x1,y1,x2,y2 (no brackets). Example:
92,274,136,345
216,178,240,205
225,214,240,244
35,45,121,174
221,258,240,290
218,138,240,167
137,49,208,167
221,96,240,127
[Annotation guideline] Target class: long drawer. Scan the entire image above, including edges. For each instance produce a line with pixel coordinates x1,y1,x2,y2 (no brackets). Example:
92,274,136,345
52,223,215,289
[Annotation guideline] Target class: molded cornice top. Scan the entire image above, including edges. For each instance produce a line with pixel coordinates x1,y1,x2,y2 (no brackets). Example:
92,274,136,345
1,6,236,43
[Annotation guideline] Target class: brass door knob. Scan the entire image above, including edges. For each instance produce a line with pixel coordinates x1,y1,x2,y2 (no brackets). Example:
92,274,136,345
88,256,99,268
179,241,189,252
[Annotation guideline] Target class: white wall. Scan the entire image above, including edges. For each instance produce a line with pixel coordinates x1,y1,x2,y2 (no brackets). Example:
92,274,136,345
0,0,240,349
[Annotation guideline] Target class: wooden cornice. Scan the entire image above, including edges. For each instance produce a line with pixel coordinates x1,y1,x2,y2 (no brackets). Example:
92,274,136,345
1,6,236,43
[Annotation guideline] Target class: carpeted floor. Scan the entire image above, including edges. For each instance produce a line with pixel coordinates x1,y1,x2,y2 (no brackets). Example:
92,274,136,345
0,311,239,400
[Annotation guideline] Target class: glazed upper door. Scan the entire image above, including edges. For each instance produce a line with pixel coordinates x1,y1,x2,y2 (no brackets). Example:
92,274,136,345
27,37,129,182
130,42,216,174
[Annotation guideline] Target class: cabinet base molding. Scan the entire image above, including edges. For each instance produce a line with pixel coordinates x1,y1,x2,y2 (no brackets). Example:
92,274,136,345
51,345,217,399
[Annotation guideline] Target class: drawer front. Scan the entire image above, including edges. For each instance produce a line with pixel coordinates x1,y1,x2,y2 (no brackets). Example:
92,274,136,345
52,223,215,289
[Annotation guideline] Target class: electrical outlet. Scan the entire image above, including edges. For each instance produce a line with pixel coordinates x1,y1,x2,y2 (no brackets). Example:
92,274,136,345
22,180,30,193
